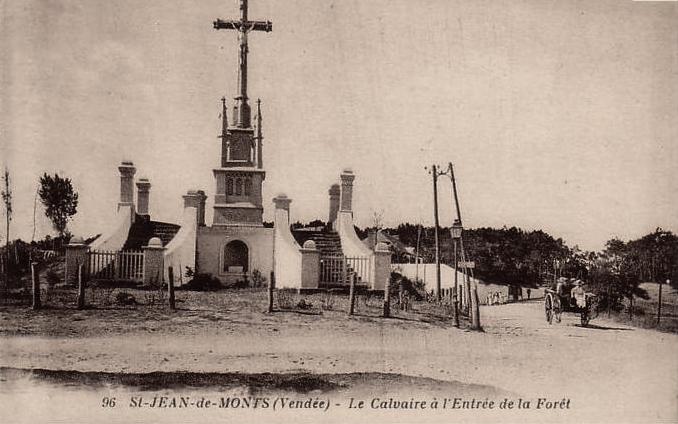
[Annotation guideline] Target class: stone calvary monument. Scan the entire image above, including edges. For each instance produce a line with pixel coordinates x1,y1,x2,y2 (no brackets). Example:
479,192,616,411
65,0,391,292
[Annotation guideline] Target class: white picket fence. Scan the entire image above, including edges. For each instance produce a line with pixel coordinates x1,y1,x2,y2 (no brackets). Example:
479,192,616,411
88,249,144,281
319,255,370,285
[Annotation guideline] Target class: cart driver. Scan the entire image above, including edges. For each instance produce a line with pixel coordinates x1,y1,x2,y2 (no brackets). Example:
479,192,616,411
556,277,566,296
571,280,586,308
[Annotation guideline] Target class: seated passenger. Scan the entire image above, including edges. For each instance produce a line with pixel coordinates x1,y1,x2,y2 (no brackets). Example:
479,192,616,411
570,280,586,308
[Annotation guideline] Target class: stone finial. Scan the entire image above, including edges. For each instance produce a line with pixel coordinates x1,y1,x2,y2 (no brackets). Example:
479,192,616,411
147,237,163,248
273,194,292,211
69,236,85,245
256,98,264,169
302,240,317,250
340,169,355,212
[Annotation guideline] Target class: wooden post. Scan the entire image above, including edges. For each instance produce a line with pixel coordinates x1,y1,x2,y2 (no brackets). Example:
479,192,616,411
383,272,391,318
168,266,176,310
348,272,356,315
77,264,85,310
470,285,483,331
341,257,347,286
31,262,41,310
607,282,612,318
629,296,634,320
453,239,459,327
657,279,666,326
268,271,275,313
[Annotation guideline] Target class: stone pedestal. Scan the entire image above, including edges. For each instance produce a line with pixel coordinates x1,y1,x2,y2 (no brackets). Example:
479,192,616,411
371,242,392,290
339,169,355,212
136,178,151,217
65,237,89,285
183,190,208,227
328,184,340,224
143,237,165,285
118,161,136,206
300,240,320,289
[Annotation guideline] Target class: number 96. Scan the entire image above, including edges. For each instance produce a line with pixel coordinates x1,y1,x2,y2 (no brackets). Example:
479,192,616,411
101,397,116,407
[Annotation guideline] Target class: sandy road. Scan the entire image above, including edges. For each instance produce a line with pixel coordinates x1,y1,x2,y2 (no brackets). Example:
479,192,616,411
1,300,676,422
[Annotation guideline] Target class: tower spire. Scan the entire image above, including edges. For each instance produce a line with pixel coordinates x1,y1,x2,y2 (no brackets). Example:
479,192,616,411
256,98,263,169
220,96,228,136
214,0,272,129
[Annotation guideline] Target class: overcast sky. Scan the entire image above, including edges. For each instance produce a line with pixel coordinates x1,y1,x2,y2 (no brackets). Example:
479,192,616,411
1,0,676,251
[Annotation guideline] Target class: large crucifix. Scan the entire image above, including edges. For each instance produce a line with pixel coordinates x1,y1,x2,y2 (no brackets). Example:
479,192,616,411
214,0,272,129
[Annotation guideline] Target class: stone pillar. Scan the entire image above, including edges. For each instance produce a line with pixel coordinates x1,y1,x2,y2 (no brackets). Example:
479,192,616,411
183,190,208,226
65,236,89,285
273,194,292,225
143,237,165,285
118,161,136,207
300,240,320,289
136,178,151,217
371,242,392,291
197,190,207,227
339,169,355,212
328,184,340,224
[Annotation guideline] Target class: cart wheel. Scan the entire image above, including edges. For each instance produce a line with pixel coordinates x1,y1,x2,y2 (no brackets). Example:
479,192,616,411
545,294,553,324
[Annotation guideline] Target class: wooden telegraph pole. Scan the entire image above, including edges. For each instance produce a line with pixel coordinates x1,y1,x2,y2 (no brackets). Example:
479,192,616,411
31,262,41,310
449,163,482,331
77,263,85,310
431,165,442,302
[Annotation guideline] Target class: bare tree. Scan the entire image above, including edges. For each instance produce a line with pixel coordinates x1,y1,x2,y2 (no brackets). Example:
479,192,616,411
371,209,385,232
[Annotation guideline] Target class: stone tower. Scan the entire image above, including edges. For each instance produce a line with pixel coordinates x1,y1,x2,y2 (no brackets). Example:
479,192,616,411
212,0,272,227
212,97,266,226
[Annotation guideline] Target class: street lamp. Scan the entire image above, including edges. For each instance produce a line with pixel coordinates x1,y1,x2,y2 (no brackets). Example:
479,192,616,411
450,219,463,327
451,219,463,239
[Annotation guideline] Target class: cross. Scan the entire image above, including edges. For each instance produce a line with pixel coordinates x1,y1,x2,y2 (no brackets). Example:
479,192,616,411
214,0,272,128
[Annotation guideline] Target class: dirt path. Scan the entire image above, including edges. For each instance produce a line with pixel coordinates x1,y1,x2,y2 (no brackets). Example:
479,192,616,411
1,300,676,423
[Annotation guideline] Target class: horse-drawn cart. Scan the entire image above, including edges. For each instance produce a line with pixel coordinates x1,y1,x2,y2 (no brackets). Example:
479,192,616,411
544,279,597,327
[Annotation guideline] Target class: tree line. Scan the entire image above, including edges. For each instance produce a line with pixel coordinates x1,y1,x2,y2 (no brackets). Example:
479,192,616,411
381,223,677,314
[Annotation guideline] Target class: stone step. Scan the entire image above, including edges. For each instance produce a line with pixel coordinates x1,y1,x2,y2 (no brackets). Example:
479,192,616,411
123,215,180,250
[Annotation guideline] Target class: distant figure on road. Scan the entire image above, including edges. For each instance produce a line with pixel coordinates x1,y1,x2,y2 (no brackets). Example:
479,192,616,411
527,288,531,300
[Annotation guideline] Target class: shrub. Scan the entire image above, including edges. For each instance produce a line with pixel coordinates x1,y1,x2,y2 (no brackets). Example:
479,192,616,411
115,291,137,305
251,269,267,288
277,289,295,309
296,298,313,310
320,291,335,311
182,273,222,291
390,272,424,301
231,278,249,289
45,270,61,287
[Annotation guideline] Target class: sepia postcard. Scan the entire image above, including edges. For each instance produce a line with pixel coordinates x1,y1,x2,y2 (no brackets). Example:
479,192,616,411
1,0,677,423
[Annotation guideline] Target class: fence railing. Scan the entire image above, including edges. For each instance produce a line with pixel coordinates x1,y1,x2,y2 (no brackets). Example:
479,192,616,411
88,249,144,281
320,255,370,285
346,256,370,284
320,255,344,284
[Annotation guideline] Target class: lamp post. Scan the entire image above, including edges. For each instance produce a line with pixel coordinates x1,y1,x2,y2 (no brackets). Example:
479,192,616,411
451,219,463,328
